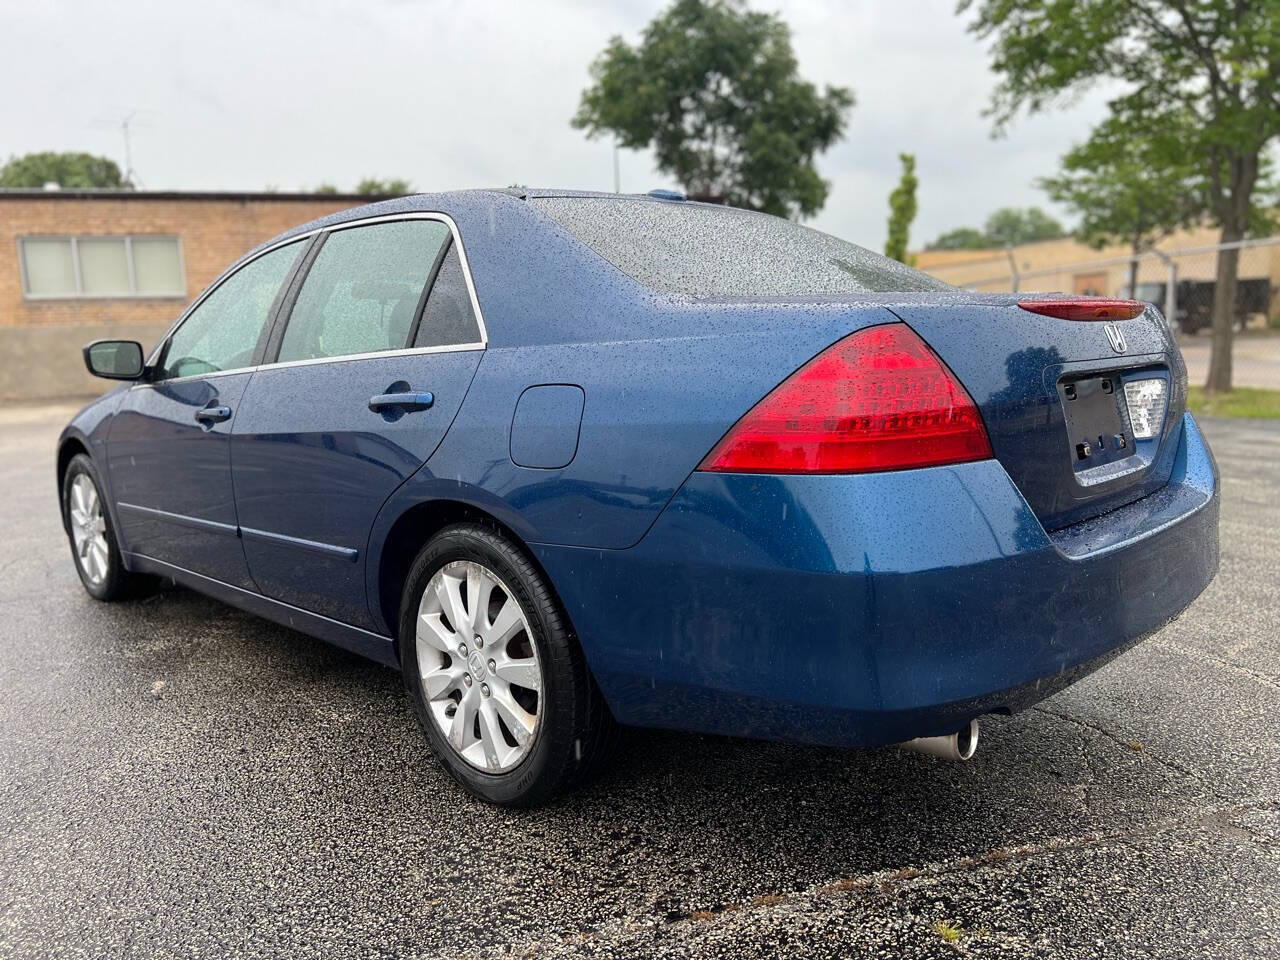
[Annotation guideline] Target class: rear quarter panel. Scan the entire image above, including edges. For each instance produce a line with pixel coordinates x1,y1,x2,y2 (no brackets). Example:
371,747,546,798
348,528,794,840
363,196,902,630
433,199,913,547
420,305,893,550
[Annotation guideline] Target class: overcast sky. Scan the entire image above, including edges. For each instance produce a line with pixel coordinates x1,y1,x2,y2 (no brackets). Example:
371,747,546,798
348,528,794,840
2,0,1119,249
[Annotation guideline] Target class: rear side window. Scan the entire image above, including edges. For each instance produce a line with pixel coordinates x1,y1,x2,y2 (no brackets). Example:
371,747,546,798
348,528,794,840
160,239,303,380
413,244,482,348
534,197,951,296
277,220,451,363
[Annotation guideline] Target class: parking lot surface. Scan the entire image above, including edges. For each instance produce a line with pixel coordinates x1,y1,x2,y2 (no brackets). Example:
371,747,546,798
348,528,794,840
1,403,1277,959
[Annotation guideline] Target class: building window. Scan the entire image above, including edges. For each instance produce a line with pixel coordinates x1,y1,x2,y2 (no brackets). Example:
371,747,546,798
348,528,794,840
18,236,185,299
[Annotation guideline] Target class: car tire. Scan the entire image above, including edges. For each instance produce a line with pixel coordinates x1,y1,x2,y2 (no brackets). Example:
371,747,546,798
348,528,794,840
62,453,142,601
399,523,616,806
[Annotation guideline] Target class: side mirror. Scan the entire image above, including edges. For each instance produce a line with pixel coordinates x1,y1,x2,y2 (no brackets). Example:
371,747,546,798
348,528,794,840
83,340,145,381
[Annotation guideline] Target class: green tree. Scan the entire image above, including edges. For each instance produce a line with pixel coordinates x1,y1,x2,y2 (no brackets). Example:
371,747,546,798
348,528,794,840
312,183,340,194
981,207,1064,247
1039,112,1205,299
925,209,1065,250
0,151,127,188
572,0,854,218
885,153,918,263
926,226,990,250
961,0,1280,392
355,177,412,196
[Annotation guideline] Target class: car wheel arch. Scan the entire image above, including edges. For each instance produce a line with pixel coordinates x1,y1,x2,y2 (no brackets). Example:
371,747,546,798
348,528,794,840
56,437,92,533
374,499,572,659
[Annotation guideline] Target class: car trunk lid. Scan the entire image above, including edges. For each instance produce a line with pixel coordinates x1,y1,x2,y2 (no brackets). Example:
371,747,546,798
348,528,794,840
884,293,1187,531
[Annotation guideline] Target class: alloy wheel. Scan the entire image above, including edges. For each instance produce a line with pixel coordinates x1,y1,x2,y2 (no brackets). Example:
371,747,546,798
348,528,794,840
416,560,543,773
69,473,110,586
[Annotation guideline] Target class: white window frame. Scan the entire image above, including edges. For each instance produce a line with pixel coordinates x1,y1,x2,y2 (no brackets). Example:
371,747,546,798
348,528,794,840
18,235,187,300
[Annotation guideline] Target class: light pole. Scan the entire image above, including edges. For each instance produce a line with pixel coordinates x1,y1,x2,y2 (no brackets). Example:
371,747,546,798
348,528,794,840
1150,247,1179,334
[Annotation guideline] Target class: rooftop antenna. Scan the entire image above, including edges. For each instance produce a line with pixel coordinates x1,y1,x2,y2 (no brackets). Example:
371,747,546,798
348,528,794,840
92,106,153,188
121,111,140,188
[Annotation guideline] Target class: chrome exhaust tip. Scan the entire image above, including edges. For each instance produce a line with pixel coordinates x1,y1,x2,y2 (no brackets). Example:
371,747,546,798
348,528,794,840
897,718,979,761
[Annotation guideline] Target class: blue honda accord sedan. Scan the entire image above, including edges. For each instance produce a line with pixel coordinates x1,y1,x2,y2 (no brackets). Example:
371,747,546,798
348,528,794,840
58,189,1219,805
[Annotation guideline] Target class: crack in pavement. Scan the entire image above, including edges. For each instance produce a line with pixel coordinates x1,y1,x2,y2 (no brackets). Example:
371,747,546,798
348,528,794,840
802,799,1278,907
492,800,1279,958
1152,636,1280,693
1030,705,1221,797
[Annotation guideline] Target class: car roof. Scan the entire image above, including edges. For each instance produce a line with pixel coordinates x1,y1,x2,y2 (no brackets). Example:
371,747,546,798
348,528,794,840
252,187,699,259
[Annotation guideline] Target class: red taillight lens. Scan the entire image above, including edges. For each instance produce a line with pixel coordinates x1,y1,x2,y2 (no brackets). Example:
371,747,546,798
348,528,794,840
1018,298,1144,321
697,323,993,474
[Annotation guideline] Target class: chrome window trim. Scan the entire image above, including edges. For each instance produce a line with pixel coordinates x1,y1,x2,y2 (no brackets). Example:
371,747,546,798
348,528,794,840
18,234,187,299
139,212,488,385
135,366,258,388
258,339,487,373
140,341,487,388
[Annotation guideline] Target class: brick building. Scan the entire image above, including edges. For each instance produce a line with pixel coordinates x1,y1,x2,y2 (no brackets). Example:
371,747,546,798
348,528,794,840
0,189,378,402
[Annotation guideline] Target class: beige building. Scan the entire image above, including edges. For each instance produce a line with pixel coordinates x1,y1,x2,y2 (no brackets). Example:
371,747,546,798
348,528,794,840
0,189,378,402
914,225,1280,307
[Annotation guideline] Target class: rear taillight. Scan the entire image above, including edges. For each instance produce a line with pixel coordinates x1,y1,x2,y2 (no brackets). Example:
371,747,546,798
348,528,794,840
697,323,993,475
1018,298,1144,321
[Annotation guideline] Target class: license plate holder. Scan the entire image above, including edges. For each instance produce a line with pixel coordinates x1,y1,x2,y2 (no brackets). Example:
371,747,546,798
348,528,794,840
1058,374,1132,471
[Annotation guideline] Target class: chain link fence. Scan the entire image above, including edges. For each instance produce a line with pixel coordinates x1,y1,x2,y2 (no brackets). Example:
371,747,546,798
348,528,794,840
922,236,1280,391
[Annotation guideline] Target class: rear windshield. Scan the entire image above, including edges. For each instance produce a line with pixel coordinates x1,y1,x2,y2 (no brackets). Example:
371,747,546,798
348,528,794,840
533,197,951,297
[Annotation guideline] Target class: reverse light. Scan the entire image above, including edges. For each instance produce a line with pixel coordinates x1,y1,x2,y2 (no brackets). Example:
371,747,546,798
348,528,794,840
697,324,993,474
1018,298,1145,321
1123,378,1167,439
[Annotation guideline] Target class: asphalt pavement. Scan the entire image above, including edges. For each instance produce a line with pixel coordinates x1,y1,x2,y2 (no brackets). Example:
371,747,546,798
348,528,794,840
1,403,1277,959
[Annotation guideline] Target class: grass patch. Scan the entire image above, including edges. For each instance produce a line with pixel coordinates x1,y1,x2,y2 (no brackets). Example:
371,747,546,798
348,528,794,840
932,919,964,943
1187,386,1280,419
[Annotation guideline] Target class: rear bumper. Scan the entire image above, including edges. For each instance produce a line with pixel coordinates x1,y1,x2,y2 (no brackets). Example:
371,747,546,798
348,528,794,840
531,414,1219,747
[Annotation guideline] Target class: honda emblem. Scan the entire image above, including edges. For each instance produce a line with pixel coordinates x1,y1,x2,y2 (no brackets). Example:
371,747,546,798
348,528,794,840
1104,323,1127,354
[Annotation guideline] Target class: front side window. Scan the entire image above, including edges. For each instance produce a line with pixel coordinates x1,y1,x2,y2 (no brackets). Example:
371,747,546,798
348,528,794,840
159,240,304,380
19,236,185,297
277,220,452,363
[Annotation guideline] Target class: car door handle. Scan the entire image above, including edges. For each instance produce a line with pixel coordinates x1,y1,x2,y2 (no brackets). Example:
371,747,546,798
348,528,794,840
368,391,434,413
194,405,232,424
